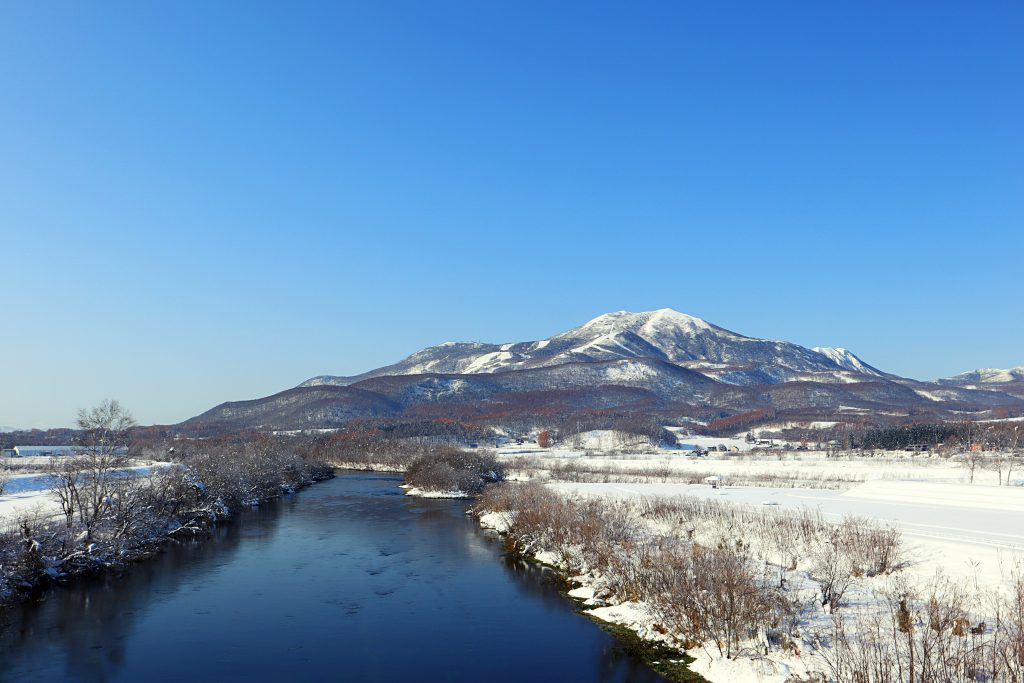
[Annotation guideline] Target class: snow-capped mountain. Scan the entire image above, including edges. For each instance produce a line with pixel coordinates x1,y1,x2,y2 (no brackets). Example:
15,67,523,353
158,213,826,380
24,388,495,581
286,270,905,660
182,309,1024,433
942,367,1024,386
938,367,1024,400
303,308,879,388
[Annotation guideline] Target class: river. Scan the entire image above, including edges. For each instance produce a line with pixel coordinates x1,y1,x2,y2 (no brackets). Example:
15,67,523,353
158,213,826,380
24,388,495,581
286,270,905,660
0,472,671,682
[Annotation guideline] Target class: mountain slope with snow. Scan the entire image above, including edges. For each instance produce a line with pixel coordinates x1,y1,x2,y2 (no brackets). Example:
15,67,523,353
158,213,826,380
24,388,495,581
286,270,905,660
942,367,1024,385
181,309,1024,433
302,309,877,388
938,367,1024,400
811,347,884,376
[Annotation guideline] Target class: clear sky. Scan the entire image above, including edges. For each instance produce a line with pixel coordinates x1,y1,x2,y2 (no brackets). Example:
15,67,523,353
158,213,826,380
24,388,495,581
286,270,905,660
2,2,1022,428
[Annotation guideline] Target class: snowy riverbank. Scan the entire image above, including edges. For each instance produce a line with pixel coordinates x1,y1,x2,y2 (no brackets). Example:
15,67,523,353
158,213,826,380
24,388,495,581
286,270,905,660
474,479,1024,683
0,457,333,607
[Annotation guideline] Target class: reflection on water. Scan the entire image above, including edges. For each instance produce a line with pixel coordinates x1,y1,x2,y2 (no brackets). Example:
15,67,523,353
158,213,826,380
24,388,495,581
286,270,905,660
0,473,668,682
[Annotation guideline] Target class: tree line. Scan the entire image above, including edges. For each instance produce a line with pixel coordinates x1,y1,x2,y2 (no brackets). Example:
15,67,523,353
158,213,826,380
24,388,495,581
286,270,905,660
1,401,332,607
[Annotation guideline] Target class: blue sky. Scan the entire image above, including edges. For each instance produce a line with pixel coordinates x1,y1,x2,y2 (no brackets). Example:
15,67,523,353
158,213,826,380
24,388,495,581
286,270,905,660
2,2,1022,427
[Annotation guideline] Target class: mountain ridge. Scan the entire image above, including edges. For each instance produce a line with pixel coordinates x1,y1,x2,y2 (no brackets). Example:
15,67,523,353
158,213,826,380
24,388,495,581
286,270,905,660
182,309,1024,433
301,308,879,388
942,367,1024,384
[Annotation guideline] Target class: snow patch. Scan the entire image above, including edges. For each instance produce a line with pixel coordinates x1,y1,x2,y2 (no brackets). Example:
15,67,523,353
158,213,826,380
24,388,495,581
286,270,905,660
812,346,882,376
477,511,512,533
402,486,469,499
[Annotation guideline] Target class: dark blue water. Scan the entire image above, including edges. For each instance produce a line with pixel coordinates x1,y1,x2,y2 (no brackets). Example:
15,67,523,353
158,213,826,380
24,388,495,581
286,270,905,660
3,467,166,495
0,472,669,682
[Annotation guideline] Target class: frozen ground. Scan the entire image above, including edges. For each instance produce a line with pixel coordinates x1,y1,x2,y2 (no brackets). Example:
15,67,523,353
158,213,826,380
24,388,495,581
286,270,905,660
551,479,1024,590
498,442,1013,488
489,434,1024,682
0,464,170,525
483,467,1024,683
498,436,1024,590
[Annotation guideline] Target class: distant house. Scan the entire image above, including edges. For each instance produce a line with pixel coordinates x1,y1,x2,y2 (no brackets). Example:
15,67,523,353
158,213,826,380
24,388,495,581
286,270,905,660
1,447,17,458
10,445,78,457
1,445,127,458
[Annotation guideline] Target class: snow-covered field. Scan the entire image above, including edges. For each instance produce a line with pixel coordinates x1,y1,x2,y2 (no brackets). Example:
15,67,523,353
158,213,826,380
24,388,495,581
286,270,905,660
551,479,1024,591
0,474,62,523
527,440,1024,607
481,436,1024,683
0,464,170,525
497,434,1024,591
480,475,1024,683
497,439,1013,488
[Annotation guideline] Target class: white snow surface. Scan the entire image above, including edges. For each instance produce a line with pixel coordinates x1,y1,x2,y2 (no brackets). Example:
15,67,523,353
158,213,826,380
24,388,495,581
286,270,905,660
301,308,893,387
498,441,1005,487
482,440,1024,683
0,464,172,523
484,475,1023,682
401,486,469,499
915,387,958,401
812,346,883,376
946,366,1024,384
565,430,656,450
550,479,1024,590
477,511,513,533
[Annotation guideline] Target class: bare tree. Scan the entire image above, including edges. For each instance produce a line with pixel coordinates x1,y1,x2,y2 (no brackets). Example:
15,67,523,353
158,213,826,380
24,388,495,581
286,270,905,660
49,456,84,529
960,449,987,484
982,451,1016,487
992,424,1022,486
74,399,137,540
107,472,180,549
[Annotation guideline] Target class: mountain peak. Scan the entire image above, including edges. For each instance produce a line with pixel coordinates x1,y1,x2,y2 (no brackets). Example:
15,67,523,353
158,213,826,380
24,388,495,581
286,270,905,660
200,311,1024,434
812,346,883,376
301,309,893,388
647,307,711,327
576,308,715,336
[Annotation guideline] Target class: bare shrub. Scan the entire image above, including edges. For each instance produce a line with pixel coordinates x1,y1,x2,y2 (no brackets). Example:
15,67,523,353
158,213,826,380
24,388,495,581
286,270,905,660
810,527,854,612
405,447,505,496
647,539,781,658
174,434,329,507
473,481,1024,681
818,576,997,682
840,516,905,577
505,457,862,489
479,484,795,659
818,608,900,682
992,572,1024,681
